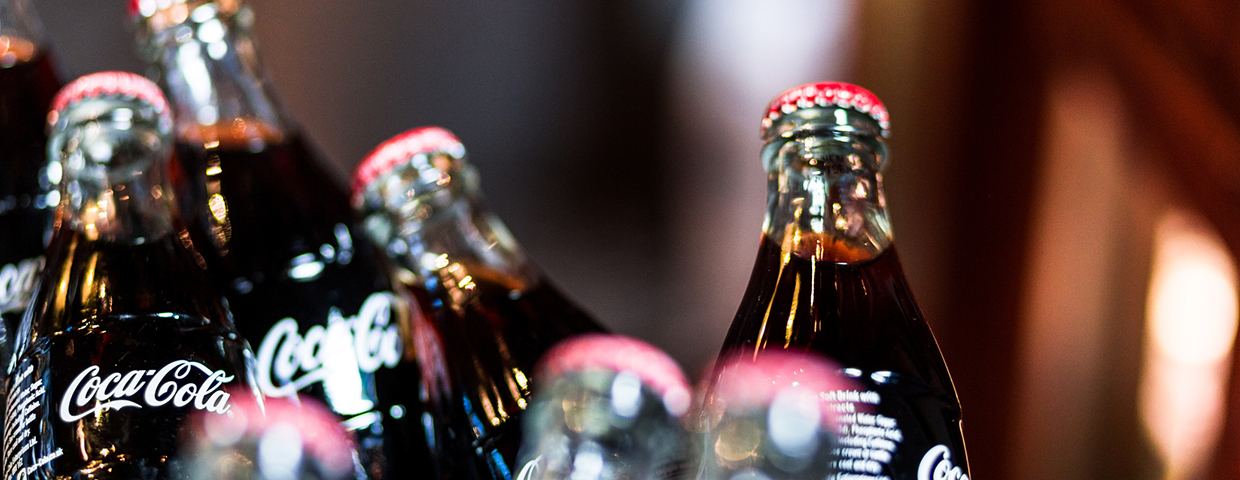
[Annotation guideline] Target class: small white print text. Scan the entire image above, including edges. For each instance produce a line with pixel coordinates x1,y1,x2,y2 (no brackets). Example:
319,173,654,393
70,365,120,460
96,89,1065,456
918,444,968,480
255,292,402,397
59,359,234,422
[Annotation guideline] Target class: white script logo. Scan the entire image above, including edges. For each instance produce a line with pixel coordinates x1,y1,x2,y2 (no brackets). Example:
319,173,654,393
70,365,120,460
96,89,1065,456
255,292,402,398
0,256,43,314
515,455,542,480
59,360,234,422
918,444,968,480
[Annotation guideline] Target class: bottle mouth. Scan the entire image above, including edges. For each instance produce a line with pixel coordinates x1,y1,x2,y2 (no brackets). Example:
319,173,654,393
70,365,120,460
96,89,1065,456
536,334,692,417
351,126,468,208
48,71,171,136
131,0,250,48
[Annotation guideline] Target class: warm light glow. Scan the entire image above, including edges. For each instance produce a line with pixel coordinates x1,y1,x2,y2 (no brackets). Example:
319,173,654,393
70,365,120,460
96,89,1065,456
1140,208,1238,480
1146,215,1239,365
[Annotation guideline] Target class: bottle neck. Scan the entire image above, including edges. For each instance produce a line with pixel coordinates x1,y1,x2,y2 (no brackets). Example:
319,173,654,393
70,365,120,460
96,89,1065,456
760,126,892,264
517,370,681,480
361,161,537,288
0,0,49,52
139,5,290,146
49,99,178,245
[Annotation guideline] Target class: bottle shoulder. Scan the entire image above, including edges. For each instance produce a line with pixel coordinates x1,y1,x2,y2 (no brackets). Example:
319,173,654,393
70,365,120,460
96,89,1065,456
724,240,938,366
173,132,392,291
27,226,233,336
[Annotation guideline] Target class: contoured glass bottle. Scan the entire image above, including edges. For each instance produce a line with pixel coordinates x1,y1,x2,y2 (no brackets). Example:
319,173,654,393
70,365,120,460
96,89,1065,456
716,82,969,479
353,127,608,479
0,0,63,364
1,71,262,480
131,1,431,477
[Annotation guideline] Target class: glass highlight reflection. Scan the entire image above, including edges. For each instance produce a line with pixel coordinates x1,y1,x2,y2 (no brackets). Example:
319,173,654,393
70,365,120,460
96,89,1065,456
1139,209,1239,480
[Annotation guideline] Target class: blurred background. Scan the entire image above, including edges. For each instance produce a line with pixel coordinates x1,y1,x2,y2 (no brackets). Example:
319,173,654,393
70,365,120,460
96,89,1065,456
32,0,1240,478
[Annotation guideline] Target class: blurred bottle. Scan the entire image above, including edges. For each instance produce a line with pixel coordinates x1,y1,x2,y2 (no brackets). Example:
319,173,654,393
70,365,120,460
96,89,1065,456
352,126,608,479
1,71,262,479
698,351,852,480
715,82,968,479
131,1,432,477
181,397,355,480
514,334,690,480
0,0,63,367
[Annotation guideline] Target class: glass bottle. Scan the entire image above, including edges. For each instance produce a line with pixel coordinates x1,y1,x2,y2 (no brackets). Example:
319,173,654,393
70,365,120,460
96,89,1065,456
514,334,691,480
0,0,63,366
715,82,969,479
131,1,432,477
353,126,608,479
1,71,262,479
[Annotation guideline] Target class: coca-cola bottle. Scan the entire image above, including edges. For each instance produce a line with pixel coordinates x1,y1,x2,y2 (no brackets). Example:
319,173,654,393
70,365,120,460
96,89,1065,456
131,1,430,477
514,335,690,480
0,0,63,366
352,126,608,479
714,82,969,479
1,71,262,479
698,351,852,480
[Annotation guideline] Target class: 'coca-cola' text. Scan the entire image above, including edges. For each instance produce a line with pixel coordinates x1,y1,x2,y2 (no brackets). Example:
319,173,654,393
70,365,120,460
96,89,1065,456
255,292,402,398
59,359,234,422
918,444,968,480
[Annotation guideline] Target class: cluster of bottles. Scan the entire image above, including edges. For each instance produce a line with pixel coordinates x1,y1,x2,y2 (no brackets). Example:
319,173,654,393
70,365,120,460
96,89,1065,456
0,1,969,479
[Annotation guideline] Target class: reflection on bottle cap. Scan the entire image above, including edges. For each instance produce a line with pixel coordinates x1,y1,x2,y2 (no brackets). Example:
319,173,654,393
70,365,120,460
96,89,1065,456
185,396,355,480
351,126,466,199
711,350,855,427
761,81,890,138
48,71,169,128
536,333,692,417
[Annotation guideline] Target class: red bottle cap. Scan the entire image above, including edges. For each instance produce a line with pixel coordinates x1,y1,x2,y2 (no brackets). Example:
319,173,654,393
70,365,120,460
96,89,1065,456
537,334,692,416
762,81,890,138
711,350,855,426
48,71,169,126
192,396,354,477
352,126,464,198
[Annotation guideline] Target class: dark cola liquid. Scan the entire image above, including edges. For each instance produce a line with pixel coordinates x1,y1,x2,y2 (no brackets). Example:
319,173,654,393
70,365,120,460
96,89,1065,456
3,228,259,480
0,46,61,357
401,262,605,480
173,129,431,478
721,235,967,479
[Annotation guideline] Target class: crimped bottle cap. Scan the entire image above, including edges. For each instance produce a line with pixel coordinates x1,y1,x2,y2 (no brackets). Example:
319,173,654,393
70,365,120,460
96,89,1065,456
192,397,354,478
761,81,890,138
48,71,169,127
351,126,464,197
537,334,692,417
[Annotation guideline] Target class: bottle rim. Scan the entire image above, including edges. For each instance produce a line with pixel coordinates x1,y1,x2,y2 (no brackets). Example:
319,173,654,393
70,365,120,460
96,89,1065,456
761,81,890,139
48,71,169,128
351,125,465,200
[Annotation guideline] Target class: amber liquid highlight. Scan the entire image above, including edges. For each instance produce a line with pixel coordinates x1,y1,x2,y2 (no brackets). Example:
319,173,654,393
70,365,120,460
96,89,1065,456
401,259,605,480
721,235,966,478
